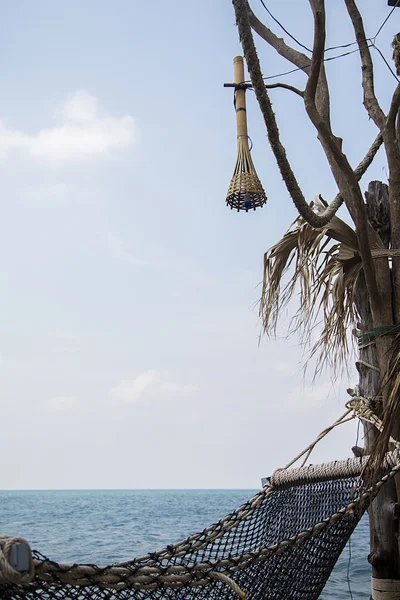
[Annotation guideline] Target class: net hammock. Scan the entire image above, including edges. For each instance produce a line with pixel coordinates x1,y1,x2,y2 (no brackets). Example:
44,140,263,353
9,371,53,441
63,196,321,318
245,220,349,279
0,397,397,600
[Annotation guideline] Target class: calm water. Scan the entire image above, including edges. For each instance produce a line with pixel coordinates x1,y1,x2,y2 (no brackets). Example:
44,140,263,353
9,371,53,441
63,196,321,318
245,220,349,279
0,489,370,598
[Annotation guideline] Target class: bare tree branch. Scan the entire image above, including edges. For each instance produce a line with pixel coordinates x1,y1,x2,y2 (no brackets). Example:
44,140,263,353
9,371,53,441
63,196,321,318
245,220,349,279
264,82,304,97
246,1,331,126
344,0,385,130
341,7,400,312
248,7,310,71
304,4,325,123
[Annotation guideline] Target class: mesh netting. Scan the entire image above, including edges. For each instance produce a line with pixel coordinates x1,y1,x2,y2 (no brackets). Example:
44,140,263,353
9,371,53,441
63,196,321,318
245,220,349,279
0,469,367,600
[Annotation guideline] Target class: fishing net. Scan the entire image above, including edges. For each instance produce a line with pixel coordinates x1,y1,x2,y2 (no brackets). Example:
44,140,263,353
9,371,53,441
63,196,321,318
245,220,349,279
1,453,397,600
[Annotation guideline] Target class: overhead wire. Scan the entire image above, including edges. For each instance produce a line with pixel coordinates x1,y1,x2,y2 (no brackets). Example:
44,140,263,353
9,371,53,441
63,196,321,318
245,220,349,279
325,41,359,53
243,45,373,84
257,0,399,50
254,0,400,84
258,0,312,53
257,1,365,56
369,0,400,82
371,44,400,82
373,0,400,41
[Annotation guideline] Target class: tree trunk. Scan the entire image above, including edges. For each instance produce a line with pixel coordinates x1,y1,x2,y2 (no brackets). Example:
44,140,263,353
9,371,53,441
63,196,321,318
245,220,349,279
355,181,400,595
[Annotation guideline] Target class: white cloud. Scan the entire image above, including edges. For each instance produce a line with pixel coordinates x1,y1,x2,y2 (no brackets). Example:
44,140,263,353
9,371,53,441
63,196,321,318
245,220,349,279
113,370,161,403
0,90,136,164
111,370,198,405
59,91,99,123
107,233,150,267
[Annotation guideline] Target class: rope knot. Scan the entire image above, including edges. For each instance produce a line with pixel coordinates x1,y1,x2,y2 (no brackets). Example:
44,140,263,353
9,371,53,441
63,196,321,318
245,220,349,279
0,535,35,584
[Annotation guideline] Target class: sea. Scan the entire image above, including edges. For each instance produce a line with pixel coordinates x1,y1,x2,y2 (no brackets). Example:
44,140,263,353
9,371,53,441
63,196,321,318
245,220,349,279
0,489,370,598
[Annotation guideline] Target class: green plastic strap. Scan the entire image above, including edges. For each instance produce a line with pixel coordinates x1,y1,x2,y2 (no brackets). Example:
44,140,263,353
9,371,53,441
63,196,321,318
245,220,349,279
357,324,400,348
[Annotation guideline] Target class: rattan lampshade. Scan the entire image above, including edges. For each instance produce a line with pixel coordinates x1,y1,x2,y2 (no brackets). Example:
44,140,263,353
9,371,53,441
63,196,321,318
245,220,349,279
226,57,267,212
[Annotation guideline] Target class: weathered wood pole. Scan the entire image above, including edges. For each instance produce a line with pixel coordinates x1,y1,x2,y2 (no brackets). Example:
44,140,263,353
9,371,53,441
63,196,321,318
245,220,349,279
355,181,400,597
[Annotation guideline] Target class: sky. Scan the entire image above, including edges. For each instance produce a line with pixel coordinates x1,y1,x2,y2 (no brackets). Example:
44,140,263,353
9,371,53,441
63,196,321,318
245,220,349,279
0,0,398,489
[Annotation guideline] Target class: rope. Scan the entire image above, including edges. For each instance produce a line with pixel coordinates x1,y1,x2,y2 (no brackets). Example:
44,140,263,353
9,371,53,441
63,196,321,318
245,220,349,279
372,577,400,600
371,249,400,257
279,408,355,470
271,455,370,487
0,536,34,585
356,359,380,373
348,396,400,450
210,572,248,599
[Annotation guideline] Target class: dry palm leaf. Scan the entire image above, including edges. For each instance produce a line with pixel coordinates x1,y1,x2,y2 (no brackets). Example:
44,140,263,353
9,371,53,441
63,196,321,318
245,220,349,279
260,198,361,375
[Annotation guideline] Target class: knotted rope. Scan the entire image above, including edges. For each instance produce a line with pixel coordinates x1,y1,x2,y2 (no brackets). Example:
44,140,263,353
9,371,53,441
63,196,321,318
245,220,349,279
0,536,34,585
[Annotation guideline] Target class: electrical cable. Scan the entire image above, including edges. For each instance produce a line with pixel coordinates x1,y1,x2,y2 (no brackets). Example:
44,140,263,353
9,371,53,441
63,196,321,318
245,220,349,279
253,0,400,85
258,0,312,53
373,0,400,41
371,43,400,82
243,45,373,84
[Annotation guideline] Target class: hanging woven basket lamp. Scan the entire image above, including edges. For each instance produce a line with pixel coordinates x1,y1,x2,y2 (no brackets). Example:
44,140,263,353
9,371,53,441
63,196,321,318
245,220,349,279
225,56,267,212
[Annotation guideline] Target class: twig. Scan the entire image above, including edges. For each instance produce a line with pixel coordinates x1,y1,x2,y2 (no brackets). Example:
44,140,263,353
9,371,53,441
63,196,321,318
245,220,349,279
224,81,304,97
264,83,304,97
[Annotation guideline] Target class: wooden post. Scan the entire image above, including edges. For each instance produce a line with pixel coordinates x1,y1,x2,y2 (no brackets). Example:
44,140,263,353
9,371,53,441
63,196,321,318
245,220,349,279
355,181,400,595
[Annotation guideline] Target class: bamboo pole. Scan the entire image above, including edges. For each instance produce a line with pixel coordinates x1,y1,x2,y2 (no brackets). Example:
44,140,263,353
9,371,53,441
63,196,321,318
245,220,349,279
233,56,248,141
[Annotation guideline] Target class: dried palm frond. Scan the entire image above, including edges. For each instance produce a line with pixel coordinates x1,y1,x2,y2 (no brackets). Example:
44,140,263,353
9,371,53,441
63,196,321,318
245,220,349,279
260,198,361,375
